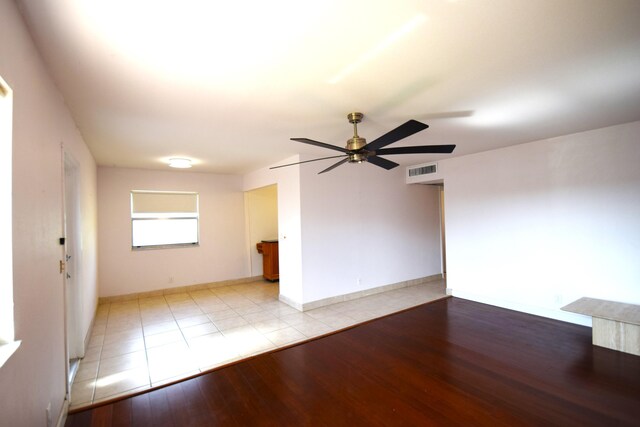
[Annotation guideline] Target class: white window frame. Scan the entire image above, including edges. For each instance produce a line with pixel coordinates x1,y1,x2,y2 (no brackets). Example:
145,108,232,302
130,190,200,249
0,75,20,367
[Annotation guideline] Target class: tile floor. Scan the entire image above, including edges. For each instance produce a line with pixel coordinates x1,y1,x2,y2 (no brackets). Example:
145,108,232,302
70,279,447,409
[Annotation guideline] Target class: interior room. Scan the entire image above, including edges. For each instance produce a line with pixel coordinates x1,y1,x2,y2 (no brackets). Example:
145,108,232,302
1,0,639,425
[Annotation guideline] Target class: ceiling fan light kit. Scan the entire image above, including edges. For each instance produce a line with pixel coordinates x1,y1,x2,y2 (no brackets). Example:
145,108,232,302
272,112,456,174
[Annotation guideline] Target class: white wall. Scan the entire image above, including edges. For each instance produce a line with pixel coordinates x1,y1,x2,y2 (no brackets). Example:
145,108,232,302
244,156,443,307
98,167,249,297
441,121,640,325
299,161,443,303
0,1,98,425
245,185,278,276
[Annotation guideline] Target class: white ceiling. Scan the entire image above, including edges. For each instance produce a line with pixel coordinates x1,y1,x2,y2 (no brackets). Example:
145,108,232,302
15,0,640,174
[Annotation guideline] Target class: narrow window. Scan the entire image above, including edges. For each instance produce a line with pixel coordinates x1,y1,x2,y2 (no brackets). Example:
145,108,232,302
0,75,20,367
131,191,199,249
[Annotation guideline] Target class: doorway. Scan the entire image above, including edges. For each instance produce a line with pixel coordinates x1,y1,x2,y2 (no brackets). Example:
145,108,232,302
244,185,278,278
429,183,447,281
63,151,83,390
0,76,16,353
439,185,448,282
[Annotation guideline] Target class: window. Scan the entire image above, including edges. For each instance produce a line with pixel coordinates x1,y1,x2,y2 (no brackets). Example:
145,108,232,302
131,191,199,249
0,75,20,367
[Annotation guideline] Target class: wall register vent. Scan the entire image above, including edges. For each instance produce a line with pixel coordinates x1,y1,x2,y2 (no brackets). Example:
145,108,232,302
406,162,441,184
408,164,437,177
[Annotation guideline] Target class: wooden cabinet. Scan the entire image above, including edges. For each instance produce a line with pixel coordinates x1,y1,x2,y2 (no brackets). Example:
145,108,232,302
256,240,279,281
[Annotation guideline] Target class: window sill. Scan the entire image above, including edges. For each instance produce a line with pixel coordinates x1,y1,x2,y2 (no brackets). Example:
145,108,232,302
0,340,21,368
132,243,199,251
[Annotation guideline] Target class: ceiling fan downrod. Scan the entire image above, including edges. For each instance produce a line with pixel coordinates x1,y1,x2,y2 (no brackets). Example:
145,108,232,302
346,112,368,163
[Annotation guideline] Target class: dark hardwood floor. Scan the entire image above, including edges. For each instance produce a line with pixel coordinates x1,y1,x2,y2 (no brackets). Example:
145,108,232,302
66,297,640,426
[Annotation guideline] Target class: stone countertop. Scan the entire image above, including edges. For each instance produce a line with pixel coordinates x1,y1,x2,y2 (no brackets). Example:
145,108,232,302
562,297,640,325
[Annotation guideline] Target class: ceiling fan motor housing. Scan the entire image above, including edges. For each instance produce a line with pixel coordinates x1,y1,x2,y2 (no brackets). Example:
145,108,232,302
347,136,367,163
347,112,367,162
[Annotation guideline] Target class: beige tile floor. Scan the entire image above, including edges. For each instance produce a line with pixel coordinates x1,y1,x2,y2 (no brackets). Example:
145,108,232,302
70,279,446,409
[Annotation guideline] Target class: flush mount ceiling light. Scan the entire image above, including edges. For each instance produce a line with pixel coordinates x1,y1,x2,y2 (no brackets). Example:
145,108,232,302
168,158,192,168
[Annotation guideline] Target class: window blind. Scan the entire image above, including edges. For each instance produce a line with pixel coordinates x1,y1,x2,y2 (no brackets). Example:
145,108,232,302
131,191,198,214
130,191,199,248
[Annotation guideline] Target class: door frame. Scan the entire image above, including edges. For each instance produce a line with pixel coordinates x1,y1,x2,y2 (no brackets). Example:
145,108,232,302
439,185,447,280
62,147,83,393
244,184,279,278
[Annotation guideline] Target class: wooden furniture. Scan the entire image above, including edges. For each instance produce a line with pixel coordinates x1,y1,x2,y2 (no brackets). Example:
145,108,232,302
256,240,279,281
562,297,640,356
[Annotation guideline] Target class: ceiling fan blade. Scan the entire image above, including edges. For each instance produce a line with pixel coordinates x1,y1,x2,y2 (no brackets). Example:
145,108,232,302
318,158,349,174
367,155,399,170
363,120,428,151
291,138,349,153
376,145,456,155
270,154,347,170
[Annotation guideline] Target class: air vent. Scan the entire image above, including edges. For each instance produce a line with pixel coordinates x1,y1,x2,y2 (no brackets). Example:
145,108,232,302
408,164,437,177
406,162,441,184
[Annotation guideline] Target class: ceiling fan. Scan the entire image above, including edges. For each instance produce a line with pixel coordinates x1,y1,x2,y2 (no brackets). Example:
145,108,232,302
271,112,456,174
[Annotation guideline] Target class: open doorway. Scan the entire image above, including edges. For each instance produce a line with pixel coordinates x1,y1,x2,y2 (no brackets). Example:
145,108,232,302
439,185,447,280
0,75,18,364
244,185,278,280
63,150,83,390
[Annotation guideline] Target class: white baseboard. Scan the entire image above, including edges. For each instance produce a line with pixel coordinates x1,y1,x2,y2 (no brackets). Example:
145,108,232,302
278,293,303,311
98,275,265,303
56,399,69,427
451,289,592,326
298,274,443,312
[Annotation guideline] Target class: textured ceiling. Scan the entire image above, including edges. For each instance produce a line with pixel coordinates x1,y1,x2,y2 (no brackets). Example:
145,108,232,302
15,0,640,173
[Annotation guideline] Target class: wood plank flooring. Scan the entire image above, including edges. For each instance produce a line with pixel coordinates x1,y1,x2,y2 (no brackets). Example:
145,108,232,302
65,297,640,426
